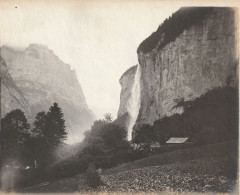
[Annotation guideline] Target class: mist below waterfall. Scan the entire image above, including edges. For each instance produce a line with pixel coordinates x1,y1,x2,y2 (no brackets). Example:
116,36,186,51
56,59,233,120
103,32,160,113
126,64,141,140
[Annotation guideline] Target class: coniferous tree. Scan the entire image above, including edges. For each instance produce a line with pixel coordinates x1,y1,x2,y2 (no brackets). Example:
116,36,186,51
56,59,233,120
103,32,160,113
104,113,113,123
45,103,67,148
31,103,67,167
32,111,47,137
30,111,49,167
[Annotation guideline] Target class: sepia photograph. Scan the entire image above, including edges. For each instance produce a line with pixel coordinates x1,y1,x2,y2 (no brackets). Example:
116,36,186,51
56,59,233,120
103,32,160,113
0,0,239,194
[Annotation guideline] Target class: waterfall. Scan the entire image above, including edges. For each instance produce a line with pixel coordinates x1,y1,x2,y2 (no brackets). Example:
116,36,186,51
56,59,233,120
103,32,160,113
126,64,141,141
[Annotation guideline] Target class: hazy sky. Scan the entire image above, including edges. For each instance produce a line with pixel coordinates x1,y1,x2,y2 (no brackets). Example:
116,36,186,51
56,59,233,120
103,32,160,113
0,0,237,119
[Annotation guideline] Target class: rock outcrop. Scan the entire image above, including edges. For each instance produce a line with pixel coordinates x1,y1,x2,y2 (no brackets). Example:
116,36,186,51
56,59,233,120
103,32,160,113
118,7,238,131
115,66,137,130
117,65,138,117
1,44,95,143
0,49,31,119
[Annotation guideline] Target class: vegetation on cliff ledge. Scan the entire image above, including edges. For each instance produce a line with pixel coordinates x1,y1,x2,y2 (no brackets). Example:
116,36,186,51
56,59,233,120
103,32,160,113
137,7,234,54
132,86,238,151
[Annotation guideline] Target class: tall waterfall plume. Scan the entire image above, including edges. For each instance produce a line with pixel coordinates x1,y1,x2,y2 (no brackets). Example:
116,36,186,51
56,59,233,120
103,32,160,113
126,64,141,140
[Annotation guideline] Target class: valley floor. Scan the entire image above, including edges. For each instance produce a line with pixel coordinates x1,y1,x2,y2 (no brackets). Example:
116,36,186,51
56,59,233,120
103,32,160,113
13,141,238,194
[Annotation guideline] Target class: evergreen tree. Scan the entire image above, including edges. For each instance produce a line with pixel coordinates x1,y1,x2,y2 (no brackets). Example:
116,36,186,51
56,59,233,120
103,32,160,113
104,113,113,123
31,103,67,167
30,111,48,167
32,111,47,137
45,103,67,148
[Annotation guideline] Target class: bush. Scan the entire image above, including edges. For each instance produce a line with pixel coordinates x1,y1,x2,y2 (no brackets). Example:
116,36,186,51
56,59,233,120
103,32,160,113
85,163,102,188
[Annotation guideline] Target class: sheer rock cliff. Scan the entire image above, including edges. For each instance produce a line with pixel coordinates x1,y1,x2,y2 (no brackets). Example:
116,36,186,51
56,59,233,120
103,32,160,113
118,7,238,129
0,50,31,119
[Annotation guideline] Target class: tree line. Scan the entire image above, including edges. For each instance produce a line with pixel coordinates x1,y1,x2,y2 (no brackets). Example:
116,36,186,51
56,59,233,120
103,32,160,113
1,102,67,169
0,104,136,188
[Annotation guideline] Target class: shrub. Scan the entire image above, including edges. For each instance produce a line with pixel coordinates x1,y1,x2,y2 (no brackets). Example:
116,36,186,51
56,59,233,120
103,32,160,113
85,163,101,188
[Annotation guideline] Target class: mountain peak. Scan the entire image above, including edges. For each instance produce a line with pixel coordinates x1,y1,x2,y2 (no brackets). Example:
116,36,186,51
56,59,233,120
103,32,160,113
28,43,49,50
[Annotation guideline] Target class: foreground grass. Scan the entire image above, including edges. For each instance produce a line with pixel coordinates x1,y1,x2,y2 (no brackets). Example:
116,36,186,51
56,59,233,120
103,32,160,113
17,141,238,194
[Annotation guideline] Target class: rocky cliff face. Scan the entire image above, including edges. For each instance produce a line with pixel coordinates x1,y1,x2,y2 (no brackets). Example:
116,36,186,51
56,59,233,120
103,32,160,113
117,65,138,117
0,50,31,119
118,7,238,129
1,44,95,143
